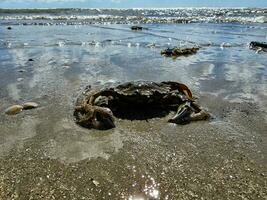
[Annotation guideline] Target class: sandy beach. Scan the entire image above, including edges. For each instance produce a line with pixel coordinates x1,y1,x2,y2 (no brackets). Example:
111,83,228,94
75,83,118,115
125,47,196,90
0,21,266,199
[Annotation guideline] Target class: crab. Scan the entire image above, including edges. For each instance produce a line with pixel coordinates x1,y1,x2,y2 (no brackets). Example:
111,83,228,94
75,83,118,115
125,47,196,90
74,81,210,130
161,47,199,57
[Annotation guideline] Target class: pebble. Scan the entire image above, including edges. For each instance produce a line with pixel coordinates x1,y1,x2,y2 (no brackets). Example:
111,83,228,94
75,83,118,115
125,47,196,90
22,102,39,110
5,105,23,115
92,180,99,186
90,178,100,186
7,27,12,30
28,59,34,62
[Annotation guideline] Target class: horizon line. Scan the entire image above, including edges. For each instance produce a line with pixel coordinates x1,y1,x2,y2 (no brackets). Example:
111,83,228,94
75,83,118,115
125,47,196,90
0,6,266,9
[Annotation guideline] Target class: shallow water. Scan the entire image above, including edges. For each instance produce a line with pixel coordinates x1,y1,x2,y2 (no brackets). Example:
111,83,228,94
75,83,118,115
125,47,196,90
0,23,266,199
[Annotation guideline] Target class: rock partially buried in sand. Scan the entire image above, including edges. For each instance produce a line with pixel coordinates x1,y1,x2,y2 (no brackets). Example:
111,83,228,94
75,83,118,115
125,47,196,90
22,102,39,110
5,105,23,115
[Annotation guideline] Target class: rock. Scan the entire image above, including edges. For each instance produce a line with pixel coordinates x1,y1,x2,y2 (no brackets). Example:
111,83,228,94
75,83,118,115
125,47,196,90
28,59,34,62
7,27,12,30
131,26,143,30
5,105,23,115
22,102,38,110
92,179,99,186
131,26,148,31
18,69,26,73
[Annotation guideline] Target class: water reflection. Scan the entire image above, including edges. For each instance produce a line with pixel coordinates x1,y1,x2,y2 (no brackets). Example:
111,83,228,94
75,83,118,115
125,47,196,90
128,174,160,200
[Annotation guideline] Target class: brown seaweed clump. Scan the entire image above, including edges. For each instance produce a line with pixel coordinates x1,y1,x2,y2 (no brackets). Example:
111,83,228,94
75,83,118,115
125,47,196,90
161,47,199,57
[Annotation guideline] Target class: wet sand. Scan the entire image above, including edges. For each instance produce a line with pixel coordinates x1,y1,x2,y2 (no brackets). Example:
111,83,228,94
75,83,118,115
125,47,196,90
0,23,266,199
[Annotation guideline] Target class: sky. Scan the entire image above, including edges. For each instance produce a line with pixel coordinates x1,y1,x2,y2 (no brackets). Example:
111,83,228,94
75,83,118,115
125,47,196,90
0,0,266,9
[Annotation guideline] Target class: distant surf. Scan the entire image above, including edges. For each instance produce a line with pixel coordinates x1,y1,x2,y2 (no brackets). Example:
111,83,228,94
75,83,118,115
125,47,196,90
0,8,266,25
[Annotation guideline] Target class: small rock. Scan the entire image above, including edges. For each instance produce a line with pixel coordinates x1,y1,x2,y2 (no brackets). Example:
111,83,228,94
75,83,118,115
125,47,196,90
91,178,99,186
18,69,26,73
22,102,38,110
7,27,12,30
5,105,23,115
131,26,147,31
28,59,34,62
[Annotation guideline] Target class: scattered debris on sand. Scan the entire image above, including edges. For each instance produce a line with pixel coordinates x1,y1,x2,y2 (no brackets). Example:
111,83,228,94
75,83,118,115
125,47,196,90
22,102,39,110
5,102,39,115
5,105,23,115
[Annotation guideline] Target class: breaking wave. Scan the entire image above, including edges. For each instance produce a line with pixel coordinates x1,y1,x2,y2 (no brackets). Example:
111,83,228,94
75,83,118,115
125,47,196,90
0,8,266,25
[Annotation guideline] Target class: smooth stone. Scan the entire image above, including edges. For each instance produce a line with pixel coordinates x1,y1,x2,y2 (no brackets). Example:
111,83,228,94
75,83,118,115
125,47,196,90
91,179,99,187
5,105,23,115
22,102,38,110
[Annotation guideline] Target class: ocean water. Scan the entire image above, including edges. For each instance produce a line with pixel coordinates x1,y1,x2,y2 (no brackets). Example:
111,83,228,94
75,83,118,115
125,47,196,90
0,13,266,102
0,8,266,25
0,8,266,200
